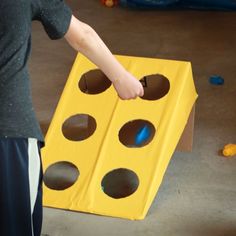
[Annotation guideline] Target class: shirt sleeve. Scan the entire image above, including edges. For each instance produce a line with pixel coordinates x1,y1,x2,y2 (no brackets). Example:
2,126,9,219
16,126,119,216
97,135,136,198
33,0,72,40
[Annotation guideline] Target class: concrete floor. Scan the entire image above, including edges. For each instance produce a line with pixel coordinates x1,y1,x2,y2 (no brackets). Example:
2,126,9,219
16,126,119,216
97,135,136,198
29,0,236,235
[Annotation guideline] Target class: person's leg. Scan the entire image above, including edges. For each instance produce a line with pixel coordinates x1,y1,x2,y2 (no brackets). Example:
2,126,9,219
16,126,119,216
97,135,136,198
0,138,43,236
28,138,43,236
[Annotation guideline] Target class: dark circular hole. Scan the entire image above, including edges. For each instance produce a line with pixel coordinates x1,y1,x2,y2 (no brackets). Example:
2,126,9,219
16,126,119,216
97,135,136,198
140,74,170,100
44,161,79,191
119,119,156,148
62,114,96,141
101,168,139,199
79,69,112,94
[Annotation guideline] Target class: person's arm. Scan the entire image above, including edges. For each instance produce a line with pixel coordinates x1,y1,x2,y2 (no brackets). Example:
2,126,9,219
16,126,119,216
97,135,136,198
64,15,144,100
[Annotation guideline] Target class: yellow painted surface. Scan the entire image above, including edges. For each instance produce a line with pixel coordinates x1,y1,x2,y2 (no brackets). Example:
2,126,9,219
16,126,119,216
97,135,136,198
42,54,198,220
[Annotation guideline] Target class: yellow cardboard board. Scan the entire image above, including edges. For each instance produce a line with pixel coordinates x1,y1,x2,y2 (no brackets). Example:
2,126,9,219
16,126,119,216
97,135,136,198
42,54,198,220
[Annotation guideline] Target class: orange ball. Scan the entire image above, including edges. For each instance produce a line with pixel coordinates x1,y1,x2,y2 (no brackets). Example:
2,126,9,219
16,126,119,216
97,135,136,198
101,0,118,7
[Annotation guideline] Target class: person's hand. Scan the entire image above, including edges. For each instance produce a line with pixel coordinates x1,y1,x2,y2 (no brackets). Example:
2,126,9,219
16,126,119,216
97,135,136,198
112,71,144,100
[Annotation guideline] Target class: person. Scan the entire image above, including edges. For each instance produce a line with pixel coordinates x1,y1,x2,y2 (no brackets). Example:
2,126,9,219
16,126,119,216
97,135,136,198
0,1,144,236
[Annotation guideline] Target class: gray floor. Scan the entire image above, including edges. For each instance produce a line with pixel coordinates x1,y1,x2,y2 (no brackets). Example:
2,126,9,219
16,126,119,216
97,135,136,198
29,1,236,235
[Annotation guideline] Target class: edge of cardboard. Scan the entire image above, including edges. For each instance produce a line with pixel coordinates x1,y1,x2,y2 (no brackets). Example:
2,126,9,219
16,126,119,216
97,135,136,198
175,104,195,152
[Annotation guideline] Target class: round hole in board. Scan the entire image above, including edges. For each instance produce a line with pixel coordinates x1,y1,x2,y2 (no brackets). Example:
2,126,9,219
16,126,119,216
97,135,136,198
119,119,156,148
101,168,139,199
44,161,79,191
62,114,97,141
140,74,170,100
79,69,112,94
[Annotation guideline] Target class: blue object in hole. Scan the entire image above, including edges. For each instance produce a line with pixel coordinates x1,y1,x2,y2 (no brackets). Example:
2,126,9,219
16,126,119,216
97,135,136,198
135,125,151,146
209,75,224,85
